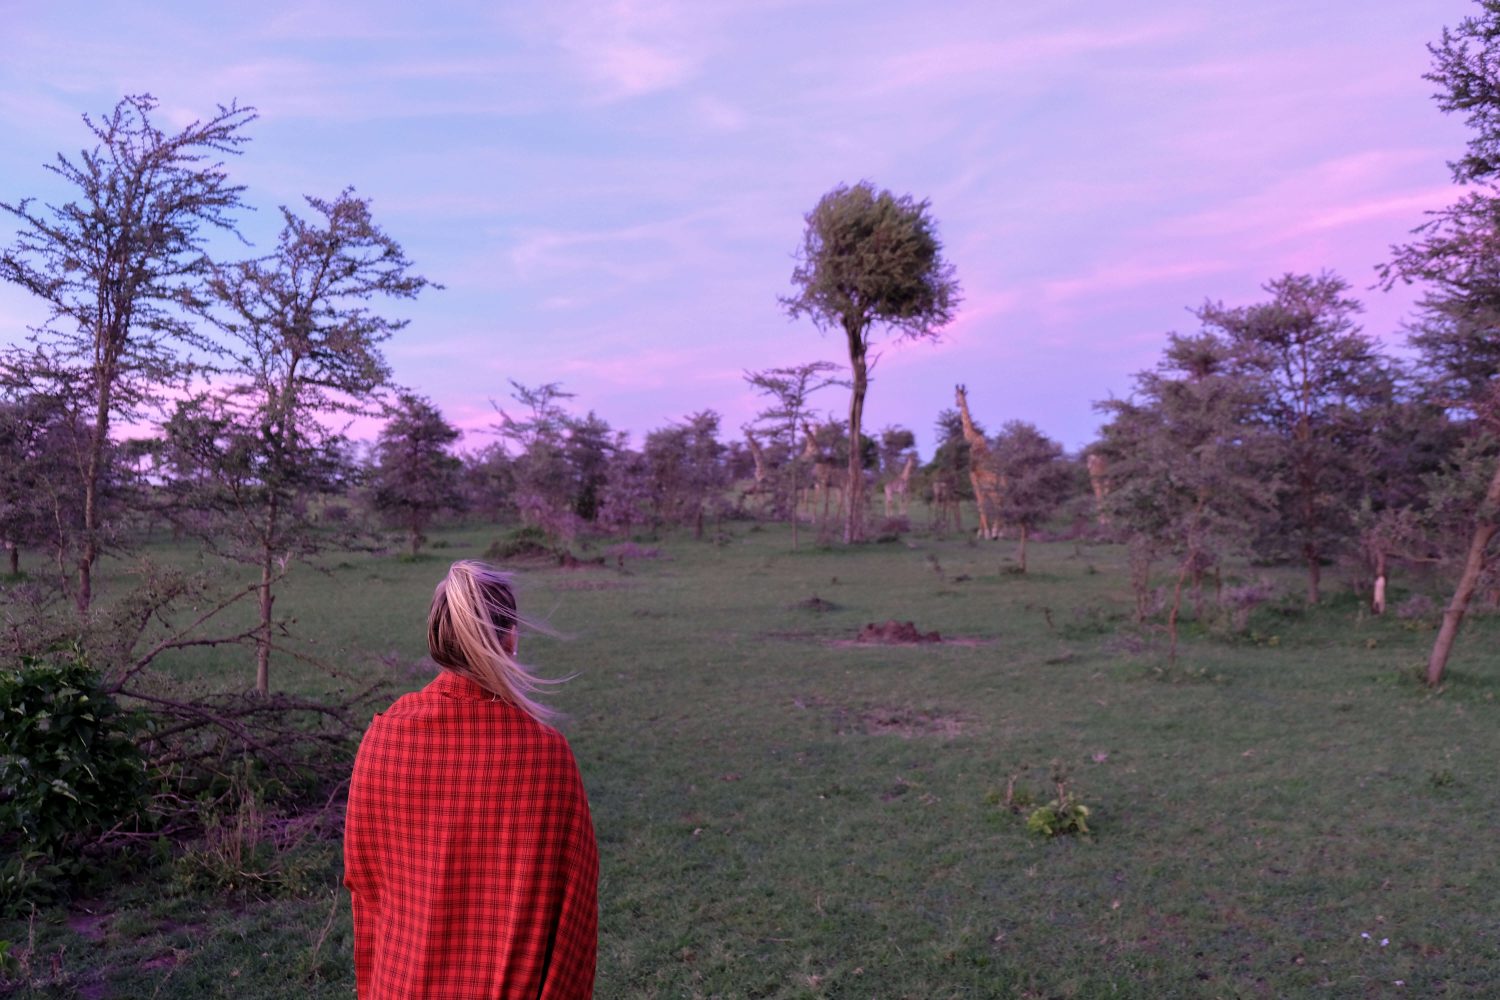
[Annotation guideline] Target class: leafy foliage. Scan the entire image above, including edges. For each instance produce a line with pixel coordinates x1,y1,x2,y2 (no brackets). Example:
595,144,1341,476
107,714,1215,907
372,394,465,555
1200,272,1389,602
1026,796,1092,838
1424,0,1500,185
0,651,150,855
0,650,150,912
990,420,1075,571
0,94,256,610
1096,332,1277,651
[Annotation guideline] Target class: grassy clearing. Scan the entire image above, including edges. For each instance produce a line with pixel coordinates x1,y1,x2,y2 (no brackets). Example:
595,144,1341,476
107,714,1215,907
5,519,1499,998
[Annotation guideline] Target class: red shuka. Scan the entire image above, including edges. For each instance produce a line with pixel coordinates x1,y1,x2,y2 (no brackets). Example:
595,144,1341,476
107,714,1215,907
344,670,598,999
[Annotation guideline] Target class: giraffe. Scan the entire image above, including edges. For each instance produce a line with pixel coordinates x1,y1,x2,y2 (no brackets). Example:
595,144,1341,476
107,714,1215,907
744,429,769,494
954,385,1003,539
797,423,820,516
883,452,916,517
1085,451,1111,526
802,421,845,540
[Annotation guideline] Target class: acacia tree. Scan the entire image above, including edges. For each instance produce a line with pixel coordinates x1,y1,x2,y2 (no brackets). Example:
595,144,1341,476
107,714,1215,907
990,420,1073,573
372,394,465,556
597,446,653,535
1382,2,1500,686
0,94,256,609
0,391,88,579
203,189,434,693
743,361,843,548
878,426,917,479
644,411,727,538
1097,334,1276,659
926,409,974,533
564,412,622,524
492,381,578,540
783,182,960,543
1345,382,1461,613
1199,272,1387,603
461,442,515,523
1387,193,1500,686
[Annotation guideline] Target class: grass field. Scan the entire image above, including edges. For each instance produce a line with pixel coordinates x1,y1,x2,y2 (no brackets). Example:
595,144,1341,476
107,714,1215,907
4,517,1500,998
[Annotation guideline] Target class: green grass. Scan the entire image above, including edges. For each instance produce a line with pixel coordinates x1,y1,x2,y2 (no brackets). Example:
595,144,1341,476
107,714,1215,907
5,520,1500,998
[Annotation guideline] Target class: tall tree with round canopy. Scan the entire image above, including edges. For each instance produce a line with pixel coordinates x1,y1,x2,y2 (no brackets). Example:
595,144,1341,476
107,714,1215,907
783,182,959,543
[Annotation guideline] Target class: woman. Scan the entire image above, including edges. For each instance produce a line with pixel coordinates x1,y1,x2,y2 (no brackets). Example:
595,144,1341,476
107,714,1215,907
345,561,598,999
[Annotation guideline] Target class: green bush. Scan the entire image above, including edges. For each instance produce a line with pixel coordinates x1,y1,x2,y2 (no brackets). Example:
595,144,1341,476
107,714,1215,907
485,525,557,560
0,650,151,860
997,762,1095,839
1026,795,1092,837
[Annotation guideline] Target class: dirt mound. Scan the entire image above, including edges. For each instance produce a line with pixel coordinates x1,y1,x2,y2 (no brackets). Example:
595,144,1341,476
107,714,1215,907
791,594,840,613
857,620,941,644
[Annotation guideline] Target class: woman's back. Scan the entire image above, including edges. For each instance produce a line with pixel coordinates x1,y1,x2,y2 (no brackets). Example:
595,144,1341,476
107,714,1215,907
344,562,597,1000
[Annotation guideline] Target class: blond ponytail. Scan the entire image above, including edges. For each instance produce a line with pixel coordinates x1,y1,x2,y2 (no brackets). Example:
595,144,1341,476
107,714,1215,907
427,560,561,723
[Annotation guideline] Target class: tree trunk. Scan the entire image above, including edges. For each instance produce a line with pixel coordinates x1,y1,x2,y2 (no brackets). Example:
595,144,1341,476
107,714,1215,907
820,477,831,542
77,389,113,612
1017,524,1028,573
1304,544,1321,605
1372,550,1387,616
1426,459,1500,687
256,496,280,696
790,462,800,551
844,331,868,544
409,523,421,557
256,550,275,695
1168,556,1192,665
1130,544,1153,624
5,543,17,577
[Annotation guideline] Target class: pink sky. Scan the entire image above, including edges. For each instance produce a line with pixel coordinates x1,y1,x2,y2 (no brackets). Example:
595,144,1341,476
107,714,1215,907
0,0,1480,454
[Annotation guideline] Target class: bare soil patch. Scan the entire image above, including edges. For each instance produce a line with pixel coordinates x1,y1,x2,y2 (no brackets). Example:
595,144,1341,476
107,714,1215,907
66,907,108,942
857,620,942,643
852,706,967,738
821,620,994,647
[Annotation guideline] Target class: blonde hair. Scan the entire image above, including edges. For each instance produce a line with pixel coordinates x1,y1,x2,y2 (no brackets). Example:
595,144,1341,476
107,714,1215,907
427,560,560,723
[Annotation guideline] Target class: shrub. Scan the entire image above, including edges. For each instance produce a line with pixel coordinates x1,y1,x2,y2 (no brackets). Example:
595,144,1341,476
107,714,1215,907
173,770,335,900
1026,795,1092,838
0,651,150,854
0,650,152,911
998,761,1094,839
486,525,559,561
1221,578,1278,632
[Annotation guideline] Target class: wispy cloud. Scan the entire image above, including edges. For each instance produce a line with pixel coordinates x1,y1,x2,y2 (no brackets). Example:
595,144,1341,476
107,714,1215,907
864,22,1187,99
519,0,725,102
1043,259,1233,303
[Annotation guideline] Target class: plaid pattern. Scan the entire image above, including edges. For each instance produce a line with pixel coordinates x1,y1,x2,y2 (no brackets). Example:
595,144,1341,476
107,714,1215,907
345,670,598,999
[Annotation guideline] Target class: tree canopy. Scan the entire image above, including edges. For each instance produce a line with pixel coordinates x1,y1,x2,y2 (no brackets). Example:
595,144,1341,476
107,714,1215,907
783,181,959,543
